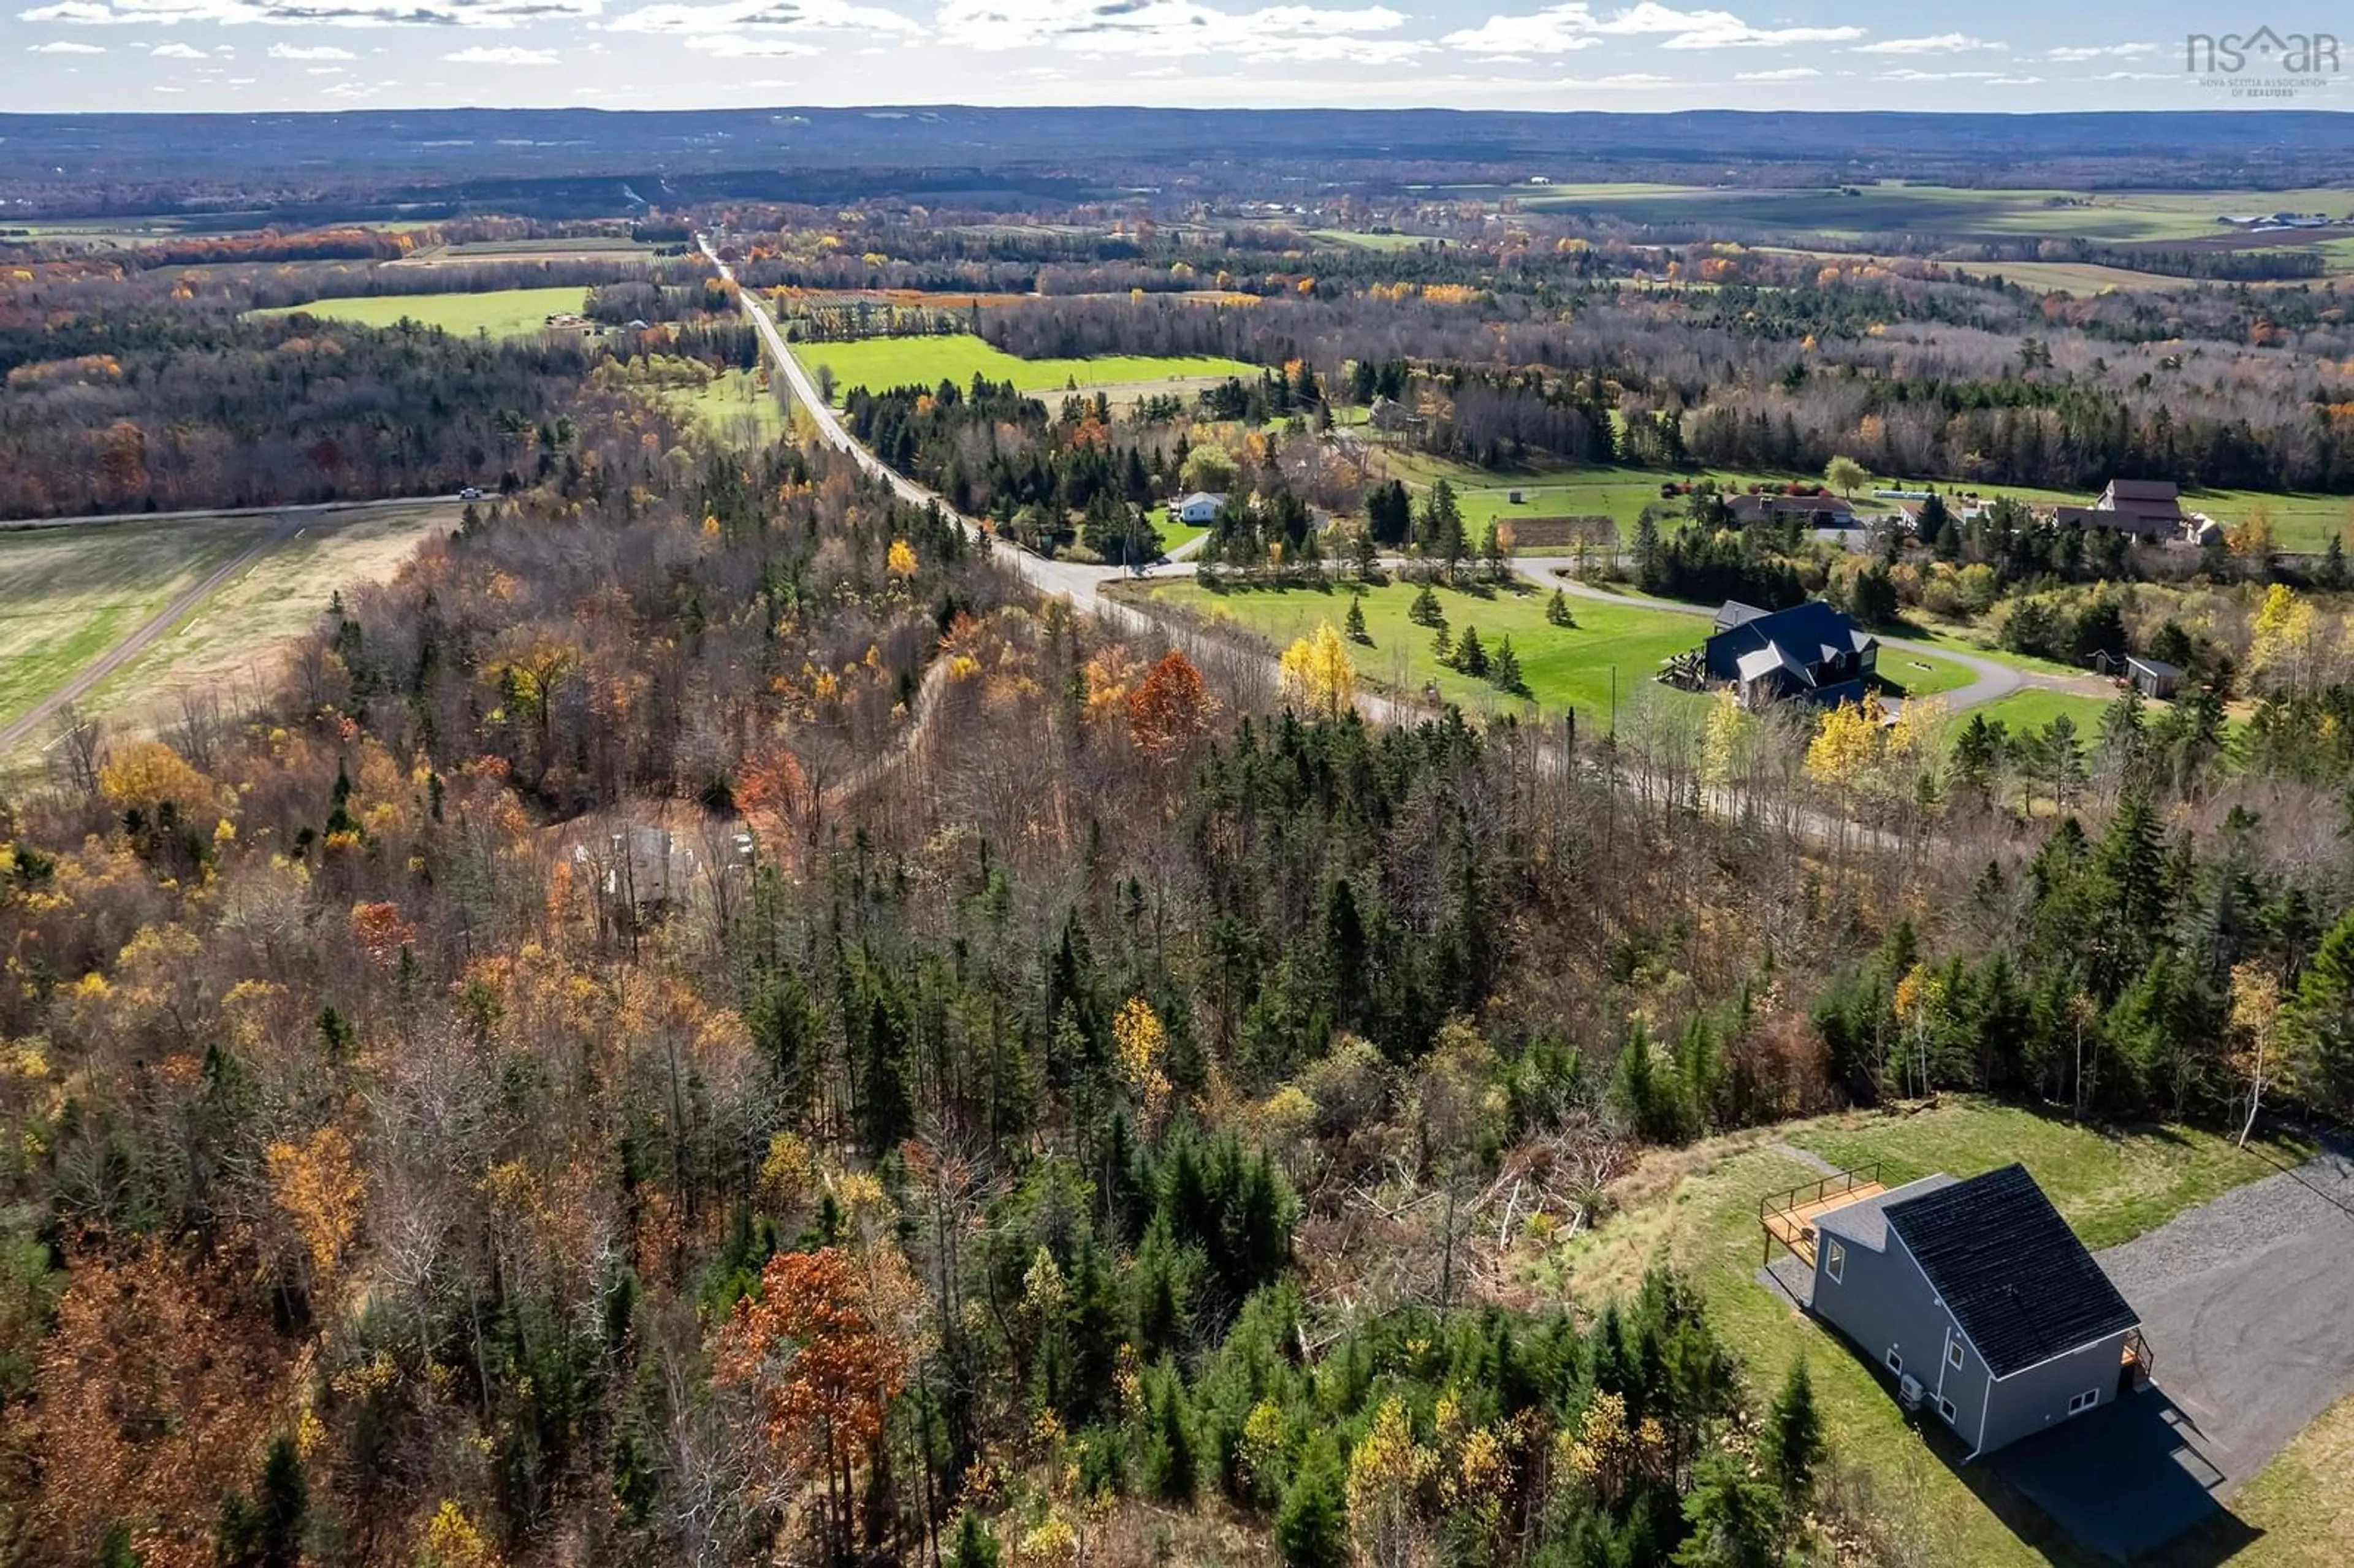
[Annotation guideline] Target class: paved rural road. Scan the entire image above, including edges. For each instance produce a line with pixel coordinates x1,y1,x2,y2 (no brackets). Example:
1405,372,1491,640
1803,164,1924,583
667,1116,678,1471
699,231,2054,738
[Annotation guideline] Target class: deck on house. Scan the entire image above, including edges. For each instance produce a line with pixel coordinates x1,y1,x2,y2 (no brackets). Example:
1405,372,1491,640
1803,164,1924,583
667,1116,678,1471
1760,1163,1886,1268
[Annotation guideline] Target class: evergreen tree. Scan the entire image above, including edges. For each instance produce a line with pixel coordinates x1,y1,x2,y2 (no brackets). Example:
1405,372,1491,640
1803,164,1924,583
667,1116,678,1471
1634,513,1667,593
1546,588,1574,626
1344,595,1371,645
1455,626,1489,678
1409,582,1445,626
1672,1455,1781,1568
1432,623,1453,664
1491,636,1526,696
951,1511,1004,1567
1762,1360,1824,1507
1274,1434,1349,1568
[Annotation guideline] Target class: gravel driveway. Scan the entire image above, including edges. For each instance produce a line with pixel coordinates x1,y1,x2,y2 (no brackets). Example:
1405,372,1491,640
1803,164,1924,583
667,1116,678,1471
2097,1144,2354,1483
1994,1143,2354,1559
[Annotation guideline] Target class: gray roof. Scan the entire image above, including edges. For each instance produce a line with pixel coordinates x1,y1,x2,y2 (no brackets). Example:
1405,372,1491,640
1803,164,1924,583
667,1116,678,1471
1814,1173,1960,1250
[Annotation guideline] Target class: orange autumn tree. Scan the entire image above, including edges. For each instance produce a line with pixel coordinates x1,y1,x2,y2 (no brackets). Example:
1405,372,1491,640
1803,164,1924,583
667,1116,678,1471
1127,649,1213,759
715,1247,911,1562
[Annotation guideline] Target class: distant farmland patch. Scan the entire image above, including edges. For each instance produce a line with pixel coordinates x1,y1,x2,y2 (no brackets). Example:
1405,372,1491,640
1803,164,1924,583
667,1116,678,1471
252,285,593,340
792,333,1255,404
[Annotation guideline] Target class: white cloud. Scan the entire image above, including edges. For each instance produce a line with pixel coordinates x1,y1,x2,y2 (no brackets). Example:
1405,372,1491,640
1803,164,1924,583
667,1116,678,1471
1559,69,1670,83
1732,64,1815,79
1447,1,1857,57
2091,68,2168,79
1873,66,2039,82
20,0,597,28
934,0,1419,61
1851,32,2000,55
1441,4,1600,55
306,63,343,70
684,29,814,51
443,42,559,60
269,41,354,55
2047,41,2153,61
150,38,207,52
26,34,104,46
608,0,918,35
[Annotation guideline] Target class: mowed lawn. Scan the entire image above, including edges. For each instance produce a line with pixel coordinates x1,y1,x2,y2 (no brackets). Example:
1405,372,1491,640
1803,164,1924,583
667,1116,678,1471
793,333,1255,403
253,285,593,340
1141,576,1705,724
1963,688,2119,738
1516,1098,2315,1567
0,516,273,728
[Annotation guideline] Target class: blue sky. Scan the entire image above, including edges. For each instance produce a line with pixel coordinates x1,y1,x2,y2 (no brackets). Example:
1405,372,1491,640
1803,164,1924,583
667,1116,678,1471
1,0,2339,113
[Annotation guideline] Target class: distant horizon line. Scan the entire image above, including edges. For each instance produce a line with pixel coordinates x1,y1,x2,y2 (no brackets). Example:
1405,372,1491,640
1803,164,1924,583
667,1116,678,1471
4,102,2352,120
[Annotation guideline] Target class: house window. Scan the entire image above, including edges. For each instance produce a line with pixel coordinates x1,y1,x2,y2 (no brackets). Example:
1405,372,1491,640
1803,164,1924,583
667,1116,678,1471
1824,1239,1845,1283
1948,1339,1965,1372
2068,1389,2099,1415
1938,1397,1957,1423
1885,1349,1903,1376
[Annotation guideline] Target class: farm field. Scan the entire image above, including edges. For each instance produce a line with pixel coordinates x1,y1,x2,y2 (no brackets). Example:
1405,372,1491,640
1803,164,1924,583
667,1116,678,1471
1308,228,1453,251
791,332,1256,403
75,503,453,741
1384,449,2354,554
0,503,452,761
0,516,272,733
1951,259,2201,295
1517,181,2354,245
1514,1098,2314,1567
253,285,592,339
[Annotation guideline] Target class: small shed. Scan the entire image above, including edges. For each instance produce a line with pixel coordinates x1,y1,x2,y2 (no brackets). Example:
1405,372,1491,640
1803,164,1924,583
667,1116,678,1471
2126,656,2181,699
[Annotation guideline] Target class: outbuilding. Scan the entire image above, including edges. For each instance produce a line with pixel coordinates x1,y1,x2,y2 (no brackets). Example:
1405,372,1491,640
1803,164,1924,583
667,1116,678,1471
2126,656,2181,699
1175,491,1227,525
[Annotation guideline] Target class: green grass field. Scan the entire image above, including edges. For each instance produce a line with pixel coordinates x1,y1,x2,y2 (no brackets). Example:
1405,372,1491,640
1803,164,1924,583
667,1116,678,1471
1517,1098,2314,1567
253,285,593,340
0,517,272,729
1142,576,1713,724
1308,229,1453,251
793,333,1256,403
668,368,788,447
1961,688,2119,738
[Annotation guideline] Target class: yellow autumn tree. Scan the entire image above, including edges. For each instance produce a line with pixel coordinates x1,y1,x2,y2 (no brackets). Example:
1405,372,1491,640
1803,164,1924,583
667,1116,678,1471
97,740,216,815
2250,582,2317,693
1347,1396,1434,1568
1701,688,1749,786
1803,695,1886,791
1279,621,1357,718
1112,996,1173,1130
886,538,918,577
267,1125,367,1280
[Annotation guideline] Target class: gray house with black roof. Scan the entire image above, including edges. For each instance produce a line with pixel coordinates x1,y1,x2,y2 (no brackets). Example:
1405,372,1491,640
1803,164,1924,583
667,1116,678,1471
1804,1163,2147,1460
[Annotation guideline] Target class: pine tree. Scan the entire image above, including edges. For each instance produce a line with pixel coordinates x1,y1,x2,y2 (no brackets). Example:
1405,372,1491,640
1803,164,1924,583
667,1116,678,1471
1634,513,1667,593
1490,636,1526,696
1763,1360,1825,1506
1547,588,1574,626
1409,582,1444,626
1456,625,1489,678
1344,595,1371,645
951,1511,1004,1567
1274,1433,1348,1568
1673,1454,1782,1568
1432,623,1453,665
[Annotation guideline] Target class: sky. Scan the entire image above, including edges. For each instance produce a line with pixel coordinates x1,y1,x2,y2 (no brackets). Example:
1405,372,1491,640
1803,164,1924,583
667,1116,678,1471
1,0,2344,113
